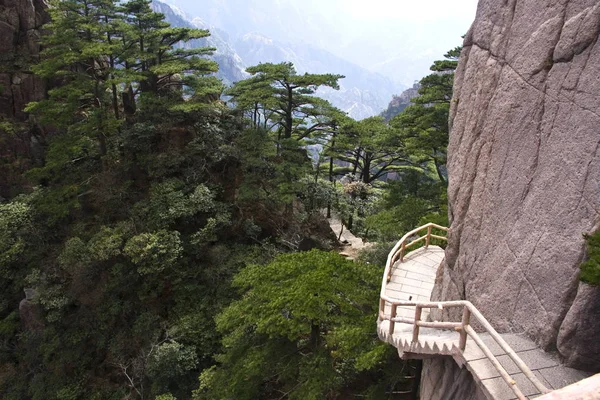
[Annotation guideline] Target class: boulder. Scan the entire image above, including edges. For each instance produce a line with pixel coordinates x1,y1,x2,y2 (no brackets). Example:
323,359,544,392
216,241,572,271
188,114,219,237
433,0,600,370
557,283,600,370
18,288,43,332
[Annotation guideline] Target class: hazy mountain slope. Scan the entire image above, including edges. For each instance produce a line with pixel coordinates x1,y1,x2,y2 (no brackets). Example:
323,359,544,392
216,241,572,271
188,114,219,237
165,0,338,49
151,1,247,85
236,32,399,120
153,1,404,119
166,0,471,87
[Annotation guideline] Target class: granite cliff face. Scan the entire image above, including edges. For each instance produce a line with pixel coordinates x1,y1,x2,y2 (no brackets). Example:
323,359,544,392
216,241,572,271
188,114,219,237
0,0,48,121
434,0,600,370
0,0,50,197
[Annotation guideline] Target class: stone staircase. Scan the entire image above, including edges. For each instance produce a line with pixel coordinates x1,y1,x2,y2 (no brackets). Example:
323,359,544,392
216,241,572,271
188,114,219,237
378,224,592,400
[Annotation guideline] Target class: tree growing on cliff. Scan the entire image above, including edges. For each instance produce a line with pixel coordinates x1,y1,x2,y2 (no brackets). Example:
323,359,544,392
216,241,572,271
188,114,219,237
358,49,459,242
390,47,461,185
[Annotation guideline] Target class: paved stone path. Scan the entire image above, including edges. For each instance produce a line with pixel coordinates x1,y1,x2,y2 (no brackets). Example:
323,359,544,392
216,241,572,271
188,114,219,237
379,247,592,400
326,213,373,259
384,246,444,321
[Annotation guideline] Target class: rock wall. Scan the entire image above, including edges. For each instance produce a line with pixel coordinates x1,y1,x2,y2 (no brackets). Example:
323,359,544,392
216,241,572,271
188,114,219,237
420,357,487,400
0,0,49,121
0,0,49,197
434,0,600,371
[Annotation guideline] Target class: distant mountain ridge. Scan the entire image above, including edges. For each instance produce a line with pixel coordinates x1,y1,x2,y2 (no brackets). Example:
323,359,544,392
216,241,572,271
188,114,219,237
151,0,404,119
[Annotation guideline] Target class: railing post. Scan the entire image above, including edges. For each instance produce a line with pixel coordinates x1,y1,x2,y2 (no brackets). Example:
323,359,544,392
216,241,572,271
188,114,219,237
412,306,422,343
389,304,397,336
399,241,406,262
426,225,432,248
379,298,386,318
459,307,471,351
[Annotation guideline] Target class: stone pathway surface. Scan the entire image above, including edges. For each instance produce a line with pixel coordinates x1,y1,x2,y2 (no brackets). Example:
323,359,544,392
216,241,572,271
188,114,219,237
326,213,373,259
378,247,592,400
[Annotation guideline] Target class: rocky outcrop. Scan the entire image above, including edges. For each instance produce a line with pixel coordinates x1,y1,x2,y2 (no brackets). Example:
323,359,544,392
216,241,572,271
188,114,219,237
537,373,600,400
18,288,43,332
380,83,420,121
0,0,50,197
420,357,487,400
0,0,49,121
557,283,600,370
434,0,600,371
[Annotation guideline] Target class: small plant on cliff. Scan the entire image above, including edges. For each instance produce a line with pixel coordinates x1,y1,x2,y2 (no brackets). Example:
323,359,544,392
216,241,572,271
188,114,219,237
580,230,600,285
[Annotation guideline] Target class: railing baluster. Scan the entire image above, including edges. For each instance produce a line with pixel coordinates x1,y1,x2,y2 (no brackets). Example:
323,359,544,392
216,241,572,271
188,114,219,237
426,225,432,248
412,306,422,343
459,306,471,350
389,304,397,336
400,241,406,262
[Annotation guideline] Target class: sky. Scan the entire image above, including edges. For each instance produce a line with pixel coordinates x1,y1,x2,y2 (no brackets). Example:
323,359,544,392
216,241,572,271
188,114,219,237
167,0,480,86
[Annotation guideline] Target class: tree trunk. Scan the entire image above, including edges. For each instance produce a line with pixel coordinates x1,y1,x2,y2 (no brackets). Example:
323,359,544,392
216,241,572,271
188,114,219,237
327,142,335,218
363,154,371,183
351,149,361,176
122,85,136,120
284,86,293,138
432,150,446,185
310,322,320,350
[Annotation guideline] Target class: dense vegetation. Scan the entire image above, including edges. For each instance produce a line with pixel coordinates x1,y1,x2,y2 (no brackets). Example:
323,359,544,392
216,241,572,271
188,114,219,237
0,1,456,398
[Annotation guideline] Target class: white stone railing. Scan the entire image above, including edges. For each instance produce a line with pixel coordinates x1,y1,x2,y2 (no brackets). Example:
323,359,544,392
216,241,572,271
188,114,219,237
378,223,551,400
383,222,448,282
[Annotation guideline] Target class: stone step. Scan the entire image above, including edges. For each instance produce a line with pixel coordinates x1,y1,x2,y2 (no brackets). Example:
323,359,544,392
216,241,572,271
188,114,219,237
378,321,592,400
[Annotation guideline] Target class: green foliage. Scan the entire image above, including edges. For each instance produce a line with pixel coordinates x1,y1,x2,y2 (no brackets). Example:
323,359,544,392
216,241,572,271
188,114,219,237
155,394,177,400
228,62,343,142
335,116,408,184
1,0,460,398
352,49,458,242
195,250,394,400
581,231,600,285
0,197,32,271
147,341,199,382
390,48,460,185
366,197,431,242
124,230,183,275
143,180,219,229
87,223,133,261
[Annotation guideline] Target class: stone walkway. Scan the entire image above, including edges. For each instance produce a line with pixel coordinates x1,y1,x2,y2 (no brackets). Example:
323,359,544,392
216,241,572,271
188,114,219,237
384,245,444,321
378,247,592,400
326,213,373,259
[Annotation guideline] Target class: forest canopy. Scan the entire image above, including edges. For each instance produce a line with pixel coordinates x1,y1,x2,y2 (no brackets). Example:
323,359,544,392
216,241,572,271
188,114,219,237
0,1,456,398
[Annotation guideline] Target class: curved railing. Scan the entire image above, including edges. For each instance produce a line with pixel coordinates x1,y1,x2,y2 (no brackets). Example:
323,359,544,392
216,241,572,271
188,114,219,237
378,223,551,400
382,222,448,283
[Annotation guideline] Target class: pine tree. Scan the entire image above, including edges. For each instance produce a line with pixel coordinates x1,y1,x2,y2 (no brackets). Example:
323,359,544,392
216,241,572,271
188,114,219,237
228,62,344,141
27,0,123,159
120,0,222,102
390,47,461,184
335,116,408,184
